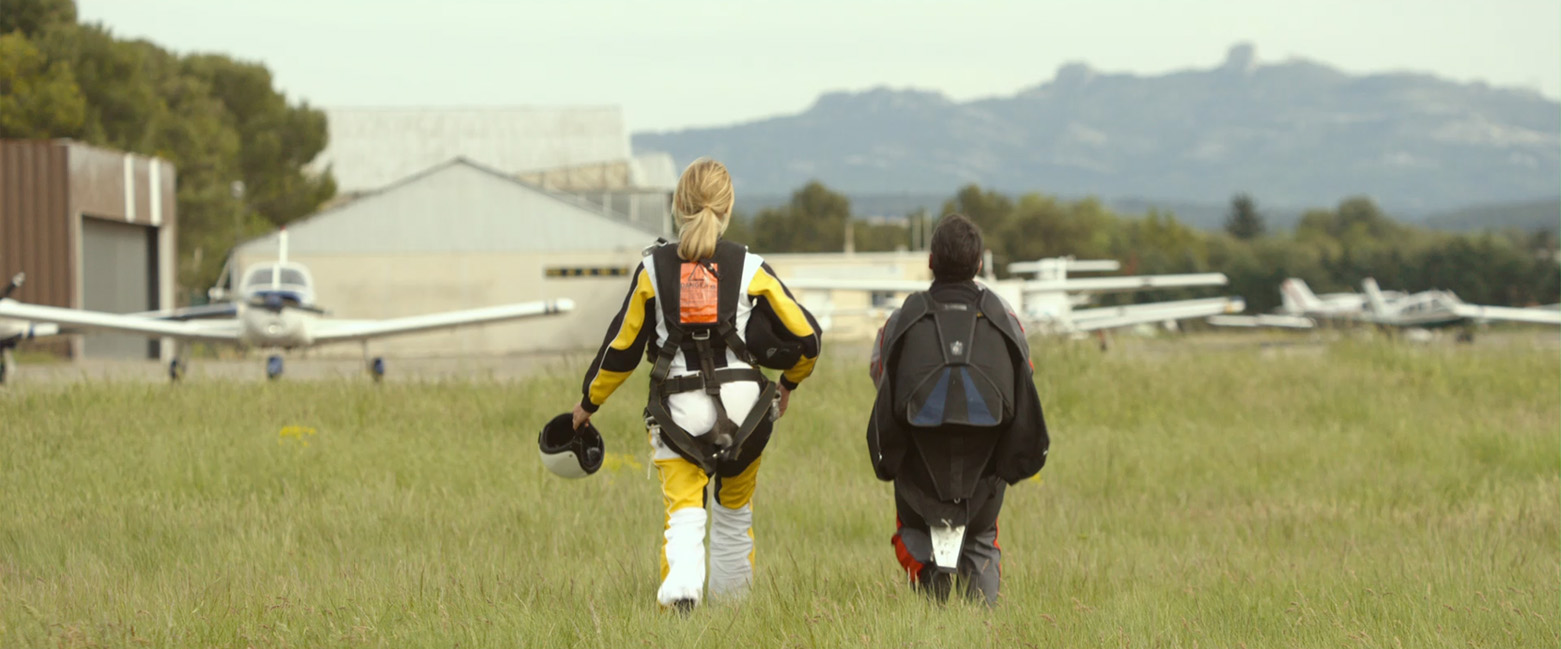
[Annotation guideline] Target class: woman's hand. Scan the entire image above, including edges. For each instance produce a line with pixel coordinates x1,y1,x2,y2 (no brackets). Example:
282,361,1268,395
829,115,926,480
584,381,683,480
572,402,592,430
776,385,792,420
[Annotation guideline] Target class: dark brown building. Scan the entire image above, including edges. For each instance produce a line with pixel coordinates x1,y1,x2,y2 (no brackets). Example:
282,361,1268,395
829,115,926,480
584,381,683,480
0,139,177,359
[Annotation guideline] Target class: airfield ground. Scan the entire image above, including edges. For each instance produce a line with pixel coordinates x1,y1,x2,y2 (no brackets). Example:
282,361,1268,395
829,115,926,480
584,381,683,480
1,333,1556,647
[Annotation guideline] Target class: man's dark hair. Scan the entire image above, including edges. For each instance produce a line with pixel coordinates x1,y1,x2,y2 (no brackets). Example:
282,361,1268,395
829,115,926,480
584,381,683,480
929,213,983,282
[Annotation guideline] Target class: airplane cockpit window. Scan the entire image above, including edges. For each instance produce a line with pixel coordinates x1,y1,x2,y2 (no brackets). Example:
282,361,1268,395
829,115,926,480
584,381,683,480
244,267,309,287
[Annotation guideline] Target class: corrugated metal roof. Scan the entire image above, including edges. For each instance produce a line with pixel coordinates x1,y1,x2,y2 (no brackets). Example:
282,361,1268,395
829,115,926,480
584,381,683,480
237,158,660,256
312,107,632,193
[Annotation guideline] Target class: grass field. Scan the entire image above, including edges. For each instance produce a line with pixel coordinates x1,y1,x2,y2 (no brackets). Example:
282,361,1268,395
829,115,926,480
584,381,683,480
2,337,1556,648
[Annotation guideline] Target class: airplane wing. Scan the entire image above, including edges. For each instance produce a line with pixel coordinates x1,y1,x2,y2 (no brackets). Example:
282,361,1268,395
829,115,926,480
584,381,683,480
1021,273,1228,295
127,303,241,320
311,299,575,343
787,273,1229,296
785,278,928,293
1068,297,1245,332
0,299,243,342
1206,314,1317,329
1452,304,1561,326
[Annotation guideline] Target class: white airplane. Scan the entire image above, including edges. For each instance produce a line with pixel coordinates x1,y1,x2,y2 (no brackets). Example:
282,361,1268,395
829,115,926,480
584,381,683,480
1277,278,1407,318
0,231,575,380
1262,277,1561,337
787,256,1243,335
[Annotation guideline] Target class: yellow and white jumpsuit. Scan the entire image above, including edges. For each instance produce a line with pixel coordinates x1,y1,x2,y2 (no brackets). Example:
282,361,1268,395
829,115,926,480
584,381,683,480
579,246,819,606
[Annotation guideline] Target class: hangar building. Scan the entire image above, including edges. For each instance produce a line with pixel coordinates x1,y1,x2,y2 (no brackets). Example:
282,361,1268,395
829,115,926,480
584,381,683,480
0,139,177,359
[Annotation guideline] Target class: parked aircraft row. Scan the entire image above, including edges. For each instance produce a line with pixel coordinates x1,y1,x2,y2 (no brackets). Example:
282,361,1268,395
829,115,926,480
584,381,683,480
788,255,1245,336
1210,277,1561,337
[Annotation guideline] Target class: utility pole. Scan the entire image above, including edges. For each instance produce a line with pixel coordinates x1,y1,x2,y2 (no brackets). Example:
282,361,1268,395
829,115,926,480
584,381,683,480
230,180,246,252
219,180,245,302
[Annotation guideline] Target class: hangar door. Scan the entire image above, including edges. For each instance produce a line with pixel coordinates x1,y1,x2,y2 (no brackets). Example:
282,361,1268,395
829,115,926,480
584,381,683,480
81,217,159,359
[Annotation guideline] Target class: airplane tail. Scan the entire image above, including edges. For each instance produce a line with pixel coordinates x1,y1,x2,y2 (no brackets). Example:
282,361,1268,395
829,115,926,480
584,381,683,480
1361,277,1389,315
273,228,289,290
2,272,22,300
1280,278,1322,313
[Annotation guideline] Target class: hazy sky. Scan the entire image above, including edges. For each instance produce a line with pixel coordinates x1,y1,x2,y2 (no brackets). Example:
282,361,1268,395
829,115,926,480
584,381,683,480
77,0,1560,133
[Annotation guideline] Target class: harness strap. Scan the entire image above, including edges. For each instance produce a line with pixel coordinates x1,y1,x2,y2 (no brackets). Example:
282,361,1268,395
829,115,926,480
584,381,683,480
645,400,718,473
660,368,767,395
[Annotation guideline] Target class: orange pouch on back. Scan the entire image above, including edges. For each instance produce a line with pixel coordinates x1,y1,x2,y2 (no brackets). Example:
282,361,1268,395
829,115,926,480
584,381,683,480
679,263,719,325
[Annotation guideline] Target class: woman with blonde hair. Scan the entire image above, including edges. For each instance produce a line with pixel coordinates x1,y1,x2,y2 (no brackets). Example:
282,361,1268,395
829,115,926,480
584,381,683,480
570,158,821,610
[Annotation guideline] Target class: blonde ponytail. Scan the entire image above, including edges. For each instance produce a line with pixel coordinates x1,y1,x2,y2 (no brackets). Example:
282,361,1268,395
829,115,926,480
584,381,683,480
678,207,726,261
673,158,734,261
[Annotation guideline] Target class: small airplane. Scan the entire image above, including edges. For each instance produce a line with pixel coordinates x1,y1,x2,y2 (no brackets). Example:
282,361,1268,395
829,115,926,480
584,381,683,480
0,230,575,380
1230,277,1561,339
1278,278,1408,319
787,255,1244,336
1359,278,1561,328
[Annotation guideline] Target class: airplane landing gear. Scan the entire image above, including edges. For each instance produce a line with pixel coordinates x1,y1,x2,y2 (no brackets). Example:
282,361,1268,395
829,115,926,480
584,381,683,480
168,358,185,381
361,341,384,382
0,347,13,385
266,354,285,380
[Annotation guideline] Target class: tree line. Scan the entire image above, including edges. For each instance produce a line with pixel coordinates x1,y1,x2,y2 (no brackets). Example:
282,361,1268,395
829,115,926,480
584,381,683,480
1,0,334,292
728,182,1560,313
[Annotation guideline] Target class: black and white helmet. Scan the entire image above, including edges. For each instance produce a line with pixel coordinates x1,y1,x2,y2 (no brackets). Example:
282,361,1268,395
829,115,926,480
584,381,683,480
538,412,605,479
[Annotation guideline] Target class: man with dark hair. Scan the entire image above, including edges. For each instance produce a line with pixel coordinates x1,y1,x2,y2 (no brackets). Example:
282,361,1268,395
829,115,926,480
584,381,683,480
866,214,1049,606
928,213,984,282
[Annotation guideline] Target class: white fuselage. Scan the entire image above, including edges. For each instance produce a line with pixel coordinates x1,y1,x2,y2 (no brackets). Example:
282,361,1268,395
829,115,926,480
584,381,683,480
235,262,321,349
237,303,316,348
1362,291,1464,328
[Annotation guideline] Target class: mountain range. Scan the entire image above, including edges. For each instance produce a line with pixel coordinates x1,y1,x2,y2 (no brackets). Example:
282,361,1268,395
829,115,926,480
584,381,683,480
633,44,1559,218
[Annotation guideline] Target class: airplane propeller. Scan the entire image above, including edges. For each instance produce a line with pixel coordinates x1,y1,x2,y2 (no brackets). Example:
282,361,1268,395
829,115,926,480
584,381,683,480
247,293,327,315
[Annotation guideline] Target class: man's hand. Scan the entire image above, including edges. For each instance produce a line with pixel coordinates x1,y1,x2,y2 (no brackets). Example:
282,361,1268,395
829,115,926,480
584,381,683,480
776,385,792,419
572,402,592,430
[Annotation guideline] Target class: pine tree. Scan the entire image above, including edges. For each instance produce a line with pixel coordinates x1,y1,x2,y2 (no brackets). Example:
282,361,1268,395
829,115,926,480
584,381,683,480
1224,193,1266,240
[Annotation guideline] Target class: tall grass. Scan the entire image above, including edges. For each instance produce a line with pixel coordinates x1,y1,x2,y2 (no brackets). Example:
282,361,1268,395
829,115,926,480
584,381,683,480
1,338,1556,648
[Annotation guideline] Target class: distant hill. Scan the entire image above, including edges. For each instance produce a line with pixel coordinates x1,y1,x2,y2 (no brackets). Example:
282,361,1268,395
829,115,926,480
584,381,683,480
635,44,1558,214
1423,198,1559,232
